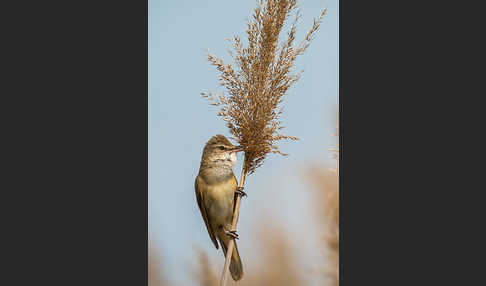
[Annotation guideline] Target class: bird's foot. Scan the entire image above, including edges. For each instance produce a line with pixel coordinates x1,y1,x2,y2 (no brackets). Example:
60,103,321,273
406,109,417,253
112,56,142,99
225,230,239,240
235,187,247,198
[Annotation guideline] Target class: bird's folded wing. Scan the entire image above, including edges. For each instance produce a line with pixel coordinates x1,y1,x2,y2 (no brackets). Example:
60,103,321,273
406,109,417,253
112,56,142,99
195,175,219,249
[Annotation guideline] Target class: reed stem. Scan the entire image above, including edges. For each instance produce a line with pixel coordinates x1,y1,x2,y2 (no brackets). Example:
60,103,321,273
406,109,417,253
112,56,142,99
219,159,247,286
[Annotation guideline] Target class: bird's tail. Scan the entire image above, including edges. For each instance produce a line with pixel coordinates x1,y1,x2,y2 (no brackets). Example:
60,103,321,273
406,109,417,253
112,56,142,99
219,236,243,281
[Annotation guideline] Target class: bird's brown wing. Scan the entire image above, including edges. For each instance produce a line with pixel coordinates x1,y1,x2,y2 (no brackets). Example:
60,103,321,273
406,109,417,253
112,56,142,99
195,175,219,249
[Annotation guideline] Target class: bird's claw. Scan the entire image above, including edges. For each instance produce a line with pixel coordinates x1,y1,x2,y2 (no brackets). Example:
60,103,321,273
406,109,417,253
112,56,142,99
225,230,239,239
235,187,247,198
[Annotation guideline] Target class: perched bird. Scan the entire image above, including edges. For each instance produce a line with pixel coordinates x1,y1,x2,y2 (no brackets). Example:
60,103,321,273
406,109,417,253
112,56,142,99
195,134,246,281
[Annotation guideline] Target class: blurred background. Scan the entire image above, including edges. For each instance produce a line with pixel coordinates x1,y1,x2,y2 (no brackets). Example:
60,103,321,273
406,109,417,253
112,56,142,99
149,0,338,285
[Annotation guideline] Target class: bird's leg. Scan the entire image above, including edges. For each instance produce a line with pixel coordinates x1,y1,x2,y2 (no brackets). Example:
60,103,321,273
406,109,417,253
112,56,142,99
235,186,247,198
225,229,239,240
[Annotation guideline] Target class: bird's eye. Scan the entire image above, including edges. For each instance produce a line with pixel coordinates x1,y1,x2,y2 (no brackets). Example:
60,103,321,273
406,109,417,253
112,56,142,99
219,146,225,150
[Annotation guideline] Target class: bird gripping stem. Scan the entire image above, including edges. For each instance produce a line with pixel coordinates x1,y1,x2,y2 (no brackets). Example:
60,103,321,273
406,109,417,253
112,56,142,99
219,159,247,286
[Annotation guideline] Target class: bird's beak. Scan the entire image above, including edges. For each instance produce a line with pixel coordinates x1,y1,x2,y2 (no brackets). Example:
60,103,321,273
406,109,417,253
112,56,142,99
227,146,245,153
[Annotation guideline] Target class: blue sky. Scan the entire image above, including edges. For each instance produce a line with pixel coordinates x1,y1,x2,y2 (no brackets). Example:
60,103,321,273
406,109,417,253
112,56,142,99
149,1,338,285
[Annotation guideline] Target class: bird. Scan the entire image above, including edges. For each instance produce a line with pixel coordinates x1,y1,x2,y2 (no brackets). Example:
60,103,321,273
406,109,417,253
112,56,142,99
195,134,246,281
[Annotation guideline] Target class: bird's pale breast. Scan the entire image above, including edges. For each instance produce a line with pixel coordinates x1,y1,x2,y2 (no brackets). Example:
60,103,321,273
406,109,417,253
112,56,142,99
206,176,237,226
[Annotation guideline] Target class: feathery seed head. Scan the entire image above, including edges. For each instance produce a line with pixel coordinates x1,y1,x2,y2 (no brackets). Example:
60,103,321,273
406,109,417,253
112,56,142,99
202,0,326,175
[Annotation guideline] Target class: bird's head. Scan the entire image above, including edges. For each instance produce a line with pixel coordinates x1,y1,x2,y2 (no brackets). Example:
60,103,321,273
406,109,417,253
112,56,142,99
201,134,244,169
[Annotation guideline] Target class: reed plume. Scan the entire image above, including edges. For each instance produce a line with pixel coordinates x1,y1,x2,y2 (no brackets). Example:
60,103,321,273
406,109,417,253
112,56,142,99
308,167,339,286
202,0,326,175
202,1,326,284
194,250,219,286
307,122,339,286
149,247,170,286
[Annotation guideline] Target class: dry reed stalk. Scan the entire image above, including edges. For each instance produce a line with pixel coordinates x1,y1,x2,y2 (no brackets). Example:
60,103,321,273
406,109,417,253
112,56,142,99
202,1,326,284
219,164,247,286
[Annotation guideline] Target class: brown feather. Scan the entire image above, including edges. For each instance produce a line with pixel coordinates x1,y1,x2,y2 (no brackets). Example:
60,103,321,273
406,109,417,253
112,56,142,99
195,175,219,249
